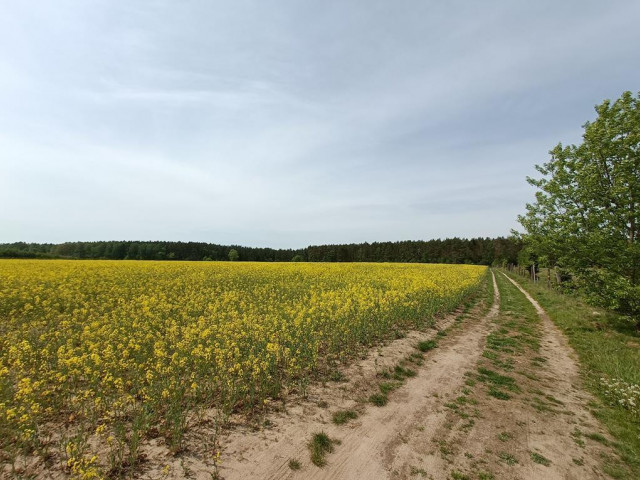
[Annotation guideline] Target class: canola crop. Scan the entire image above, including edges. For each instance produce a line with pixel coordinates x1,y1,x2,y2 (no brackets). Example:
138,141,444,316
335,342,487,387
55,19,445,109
0,260,485,476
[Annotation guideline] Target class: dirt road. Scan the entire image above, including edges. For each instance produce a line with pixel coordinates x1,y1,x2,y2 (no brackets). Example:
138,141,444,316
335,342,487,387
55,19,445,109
149,271,624,479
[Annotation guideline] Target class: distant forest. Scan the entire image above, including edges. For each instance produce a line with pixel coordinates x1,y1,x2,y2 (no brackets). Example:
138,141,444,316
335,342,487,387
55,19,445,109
0,237,520,265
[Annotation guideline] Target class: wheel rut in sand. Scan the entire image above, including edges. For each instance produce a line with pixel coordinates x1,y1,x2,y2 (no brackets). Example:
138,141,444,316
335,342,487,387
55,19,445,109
216,272,500,480
158,271,627,480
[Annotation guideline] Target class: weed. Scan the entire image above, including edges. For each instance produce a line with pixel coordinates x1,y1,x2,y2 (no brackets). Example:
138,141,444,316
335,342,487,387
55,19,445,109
410,466,428,476
379,382,401,395
460,419,475,431
498,452,518,466
482,350,498,361
369,393,388,407
477,367,520,392
288,459,301,470
329,370,347,382
488,387,510,400
477,472,495,480
332,410,358,425
308,432,338,467
497,432,513,442
439,442,453,457
585,432,609,445
450,470,469,480
418,340,438,352
530,451,551,466
544,394,564,406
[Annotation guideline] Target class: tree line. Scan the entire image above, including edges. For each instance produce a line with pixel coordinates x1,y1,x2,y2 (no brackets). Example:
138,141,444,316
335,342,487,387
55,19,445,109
0,237,520,265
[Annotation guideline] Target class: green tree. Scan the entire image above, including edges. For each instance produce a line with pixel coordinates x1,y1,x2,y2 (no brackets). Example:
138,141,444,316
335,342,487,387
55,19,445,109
228,249,239,261
518,91,640,321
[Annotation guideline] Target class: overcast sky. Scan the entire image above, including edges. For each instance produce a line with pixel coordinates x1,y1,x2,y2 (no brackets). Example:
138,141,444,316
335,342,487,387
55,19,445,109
1,1,639,248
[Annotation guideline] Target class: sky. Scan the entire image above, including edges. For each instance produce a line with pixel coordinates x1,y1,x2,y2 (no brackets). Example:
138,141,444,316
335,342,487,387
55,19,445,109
1,1,639,249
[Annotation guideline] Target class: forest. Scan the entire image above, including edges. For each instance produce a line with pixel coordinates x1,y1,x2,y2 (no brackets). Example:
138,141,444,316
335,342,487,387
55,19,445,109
0,237,520,265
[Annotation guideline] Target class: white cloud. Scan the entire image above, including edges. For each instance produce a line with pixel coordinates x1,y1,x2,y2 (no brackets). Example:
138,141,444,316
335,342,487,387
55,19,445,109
1,0,639,247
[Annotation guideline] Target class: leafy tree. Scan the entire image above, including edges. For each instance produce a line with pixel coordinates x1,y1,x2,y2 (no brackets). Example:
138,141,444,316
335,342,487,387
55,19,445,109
518,91,640,321
228,249,239,261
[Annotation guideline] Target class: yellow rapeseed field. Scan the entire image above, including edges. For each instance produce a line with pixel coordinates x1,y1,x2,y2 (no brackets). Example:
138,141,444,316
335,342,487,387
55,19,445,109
0,260,485,477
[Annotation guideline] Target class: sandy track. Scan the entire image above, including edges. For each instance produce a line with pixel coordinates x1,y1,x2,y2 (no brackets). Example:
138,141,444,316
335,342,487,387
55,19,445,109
499,273,612,479
154,271,622,480
217,272,500,480
376,272,620,480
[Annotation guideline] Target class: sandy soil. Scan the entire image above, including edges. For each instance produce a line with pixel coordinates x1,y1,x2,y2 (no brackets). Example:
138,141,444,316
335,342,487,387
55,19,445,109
13,271,624,479
206,271,623,480
170,272,496,480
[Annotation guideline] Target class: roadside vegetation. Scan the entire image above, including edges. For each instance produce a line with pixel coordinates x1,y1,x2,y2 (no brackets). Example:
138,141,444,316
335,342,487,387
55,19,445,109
504,269,640,478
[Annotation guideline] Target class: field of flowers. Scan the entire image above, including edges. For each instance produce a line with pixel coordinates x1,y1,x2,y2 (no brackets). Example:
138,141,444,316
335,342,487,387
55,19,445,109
0,260,485,477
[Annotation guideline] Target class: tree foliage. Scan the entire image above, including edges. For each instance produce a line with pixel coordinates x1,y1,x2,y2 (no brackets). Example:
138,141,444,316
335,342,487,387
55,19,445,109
518,91,640,318
0,237,520,265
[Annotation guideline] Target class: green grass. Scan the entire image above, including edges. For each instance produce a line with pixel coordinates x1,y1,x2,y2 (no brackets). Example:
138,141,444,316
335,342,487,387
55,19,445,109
328,370,347,382
379,381,401,395
488,387,510,400
477,472,495,480
369,393,388,407
308,432,339,467
530,451,551,466
585,432,609,445
477,367,520,393
417,339,438,352
450,470,469,480
392,365,416,379
332,409,358,425
288,458,301,470
503,270,640,478
498,451,518,465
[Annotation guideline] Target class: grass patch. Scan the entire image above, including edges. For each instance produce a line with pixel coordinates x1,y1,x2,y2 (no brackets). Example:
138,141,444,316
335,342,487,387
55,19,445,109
308,432,339,467
450,470,469,480
530,451,551,466
332,409,358,425
418,340,438,352
498,451,518,465
477,473,495,480
482,350,498,360
393,365,416,380
410,466,428,476
477,367,520,393
379,381,401,394
369,393,388,407
328,370,347,382
288,458,301,470
585,432,609,445
488,387,510,400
